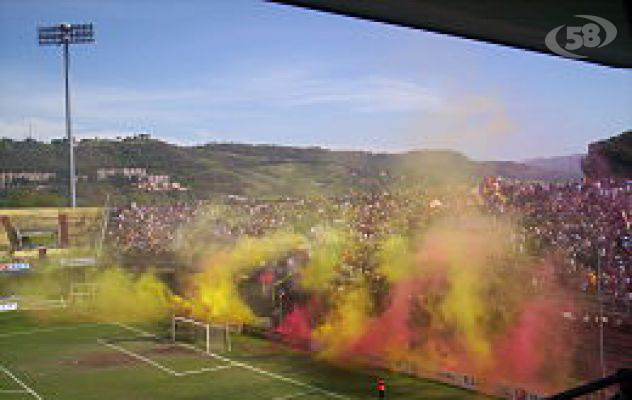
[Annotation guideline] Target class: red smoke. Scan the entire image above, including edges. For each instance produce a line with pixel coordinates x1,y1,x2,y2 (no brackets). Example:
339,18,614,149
275,305,312,348
351,279,424,358
493,297,577,392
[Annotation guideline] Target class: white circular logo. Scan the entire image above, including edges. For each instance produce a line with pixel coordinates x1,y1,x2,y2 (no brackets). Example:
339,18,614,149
545,15,617,59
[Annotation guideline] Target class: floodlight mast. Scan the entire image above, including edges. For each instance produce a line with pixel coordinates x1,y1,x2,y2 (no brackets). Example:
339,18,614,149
38,23,94,208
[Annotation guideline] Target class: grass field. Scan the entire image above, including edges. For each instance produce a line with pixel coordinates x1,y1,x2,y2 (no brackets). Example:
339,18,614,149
0,311,489,400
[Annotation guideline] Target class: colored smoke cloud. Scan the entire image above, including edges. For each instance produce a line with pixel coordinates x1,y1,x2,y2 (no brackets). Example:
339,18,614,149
184,231,306,324
11,262,171,325
277,212,578,393
300,228,348,292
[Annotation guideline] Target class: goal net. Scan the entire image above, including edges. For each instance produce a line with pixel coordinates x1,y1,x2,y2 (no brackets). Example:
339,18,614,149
172,316,232,353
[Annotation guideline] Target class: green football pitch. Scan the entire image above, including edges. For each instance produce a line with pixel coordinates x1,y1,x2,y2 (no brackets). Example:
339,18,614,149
0,311,489,400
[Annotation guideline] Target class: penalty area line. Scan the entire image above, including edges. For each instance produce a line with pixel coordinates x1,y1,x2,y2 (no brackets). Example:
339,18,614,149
109,322,152,338
178,365,232,376
97,338,232,378
112,322,351,400
0,365,43,400
97,339,180,376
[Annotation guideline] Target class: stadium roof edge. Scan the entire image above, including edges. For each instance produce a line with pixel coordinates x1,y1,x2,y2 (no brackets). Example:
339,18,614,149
268,0,632,69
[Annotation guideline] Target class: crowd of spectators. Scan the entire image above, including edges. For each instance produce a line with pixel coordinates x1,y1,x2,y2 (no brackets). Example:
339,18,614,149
481,177,631,314
107,178,630,316
106,187,456,254
107,202,200,254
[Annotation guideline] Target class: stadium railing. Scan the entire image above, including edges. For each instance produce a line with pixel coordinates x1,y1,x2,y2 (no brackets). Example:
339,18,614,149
546,369,631,400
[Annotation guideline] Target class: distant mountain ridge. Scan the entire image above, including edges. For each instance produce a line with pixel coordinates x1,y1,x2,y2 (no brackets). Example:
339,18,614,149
522,154,584,179
0,136,582,204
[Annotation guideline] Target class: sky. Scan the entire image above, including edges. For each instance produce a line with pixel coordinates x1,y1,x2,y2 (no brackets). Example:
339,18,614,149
0,0,630,161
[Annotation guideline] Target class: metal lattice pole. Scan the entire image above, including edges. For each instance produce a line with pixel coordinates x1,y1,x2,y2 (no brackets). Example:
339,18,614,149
38,23,94,208
63,40,76,207
597,248,605,379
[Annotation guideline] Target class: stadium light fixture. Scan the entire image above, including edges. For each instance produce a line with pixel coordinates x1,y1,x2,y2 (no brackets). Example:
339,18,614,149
38,23,95,208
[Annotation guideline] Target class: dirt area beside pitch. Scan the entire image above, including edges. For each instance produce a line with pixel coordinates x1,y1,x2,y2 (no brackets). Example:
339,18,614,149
61,343,194,370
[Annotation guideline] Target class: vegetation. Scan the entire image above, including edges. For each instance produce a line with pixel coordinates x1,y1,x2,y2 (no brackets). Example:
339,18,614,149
582,130,632,178
0,188,66,207
0,135,589,206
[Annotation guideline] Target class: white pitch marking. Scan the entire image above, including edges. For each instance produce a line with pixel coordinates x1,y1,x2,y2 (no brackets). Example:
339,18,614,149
98,339,231,378
0,365,43,400
110,322,151,337
178,365,232,376
0,324,101,339
0,389,28,393
97,339,180,376
113,322,350,399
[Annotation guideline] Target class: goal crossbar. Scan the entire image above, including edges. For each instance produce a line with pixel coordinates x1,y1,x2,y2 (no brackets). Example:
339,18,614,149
172,316,232,353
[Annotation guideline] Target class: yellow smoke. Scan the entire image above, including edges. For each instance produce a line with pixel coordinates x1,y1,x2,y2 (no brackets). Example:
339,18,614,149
11,260,171,325
311,211,552,381
189,231,306,324
419,215,510,365
313,285,372,361
300,228,348,291
87,268,171,324
377,234,414,283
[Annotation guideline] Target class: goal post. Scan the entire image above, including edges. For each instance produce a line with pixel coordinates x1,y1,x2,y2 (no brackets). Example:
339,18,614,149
172,315,232,353
69,282,97,306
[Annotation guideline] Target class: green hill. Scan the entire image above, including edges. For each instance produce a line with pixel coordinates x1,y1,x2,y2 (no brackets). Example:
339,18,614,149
0,136,578,205
582,130,632,178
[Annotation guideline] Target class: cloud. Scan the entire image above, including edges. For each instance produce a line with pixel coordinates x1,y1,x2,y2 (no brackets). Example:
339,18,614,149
0,117,145,143
234,71,443,113
1,69,509,156
0,118,64,141
0,67,446,143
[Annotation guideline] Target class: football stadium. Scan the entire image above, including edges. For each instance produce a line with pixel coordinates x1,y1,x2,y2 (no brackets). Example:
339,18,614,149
1,1,631,400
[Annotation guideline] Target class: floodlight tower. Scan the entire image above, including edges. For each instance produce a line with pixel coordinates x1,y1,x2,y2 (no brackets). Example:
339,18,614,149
38,23,94,208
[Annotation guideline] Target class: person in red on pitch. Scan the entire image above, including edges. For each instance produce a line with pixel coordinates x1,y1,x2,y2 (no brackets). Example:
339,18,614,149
377,377,385,399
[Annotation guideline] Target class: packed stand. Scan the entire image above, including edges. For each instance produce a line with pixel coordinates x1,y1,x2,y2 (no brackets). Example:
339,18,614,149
481,177,631,314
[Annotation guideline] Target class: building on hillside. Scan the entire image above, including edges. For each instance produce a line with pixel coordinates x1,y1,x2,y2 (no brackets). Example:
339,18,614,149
95,167,186,192
0,172,57,190
136,175,188,192
96,167,147,181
